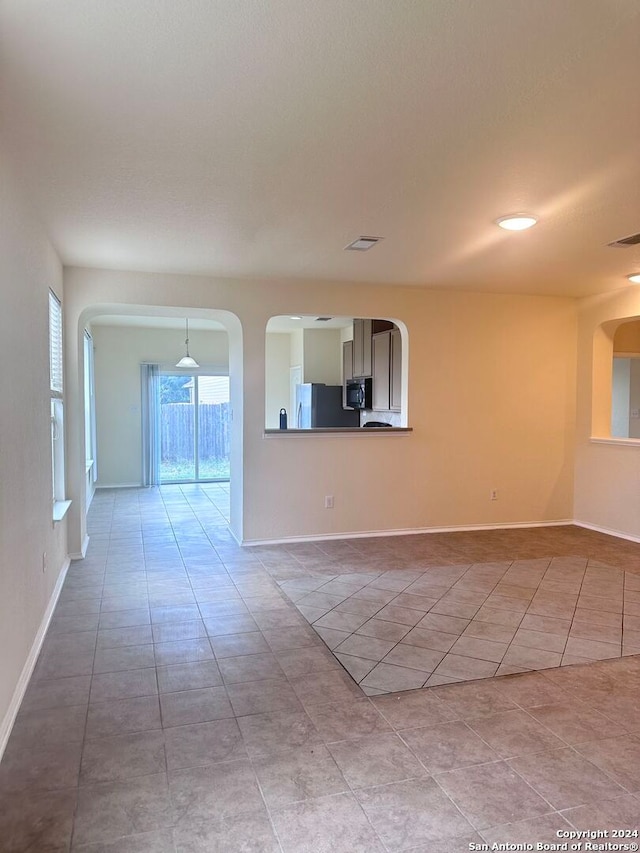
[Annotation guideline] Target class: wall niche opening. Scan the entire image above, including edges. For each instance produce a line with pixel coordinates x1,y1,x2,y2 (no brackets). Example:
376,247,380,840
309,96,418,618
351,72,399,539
265,315,406,430
611,318,640,438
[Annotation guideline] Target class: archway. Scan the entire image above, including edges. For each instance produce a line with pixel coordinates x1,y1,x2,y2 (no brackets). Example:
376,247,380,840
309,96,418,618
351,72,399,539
69,304,243,555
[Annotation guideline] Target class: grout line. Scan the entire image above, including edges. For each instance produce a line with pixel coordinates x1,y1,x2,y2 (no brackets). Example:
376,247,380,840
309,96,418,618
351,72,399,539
39,489,640,848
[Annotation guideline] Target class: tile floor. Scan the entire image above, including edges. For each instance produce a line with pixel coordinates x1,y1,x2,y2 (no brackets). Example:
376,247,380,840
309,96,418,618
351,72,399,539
1,485,639,852
281,554,640,694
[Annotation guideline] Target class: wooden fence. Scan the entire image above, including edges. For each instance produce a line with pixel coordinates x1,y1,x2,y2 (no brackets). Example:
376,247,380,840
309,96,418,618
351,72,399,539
160,403,230,462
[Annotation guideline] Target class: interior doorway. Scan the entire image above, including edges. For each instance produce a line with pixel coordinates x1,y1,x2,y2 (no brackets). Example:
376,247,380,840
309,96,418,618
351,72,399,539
75,305,243,553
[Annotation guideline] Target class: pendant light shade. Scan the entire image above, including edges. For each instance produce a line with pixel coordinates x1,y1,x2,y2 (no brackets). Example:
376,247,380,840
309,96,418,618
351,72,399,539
176,319,199,368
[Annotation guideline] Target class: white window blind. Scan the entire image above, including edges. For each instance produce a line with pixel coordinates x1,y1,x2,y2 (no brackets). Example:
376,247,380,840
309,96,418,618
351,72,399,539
49,290,63,395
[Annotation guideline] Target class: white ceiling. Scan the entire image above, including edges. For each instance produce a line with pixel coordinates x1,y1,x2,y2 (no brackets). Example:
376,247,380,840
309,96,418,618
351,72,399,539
1,0,639,297
91,313,351,332
267,315,353,332
90,315,226,331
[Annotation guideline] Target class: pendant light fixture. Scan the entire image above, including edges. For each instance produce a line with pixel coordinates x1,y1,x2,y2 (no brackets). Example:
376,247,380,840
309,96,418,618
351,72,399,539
175,318,199,368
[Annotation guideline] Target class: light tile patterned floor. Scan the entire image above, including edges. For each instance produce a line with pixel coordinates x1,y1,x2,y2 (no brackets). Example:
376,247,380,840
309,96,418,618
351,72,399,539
277,555,640,694
1,485,639,852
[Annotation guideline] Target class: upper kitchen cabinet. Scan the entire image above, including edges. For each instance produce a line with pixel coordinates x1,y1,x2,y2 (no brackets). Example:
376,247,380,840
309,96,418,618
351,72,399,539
342,339,354,408
372,326,402,412
390,328,401,411
352,318,372,377
352,318,396,378
372,330,390,410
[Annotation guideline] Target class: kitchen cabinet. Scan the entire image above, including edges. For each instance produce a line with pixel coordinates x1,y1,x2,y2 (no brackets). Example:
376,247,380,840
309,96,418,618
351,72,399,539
352,318,372,377
352,318,395,377
372,331,391,410
342,339,354,408
372,328,402,412
390,328,401,411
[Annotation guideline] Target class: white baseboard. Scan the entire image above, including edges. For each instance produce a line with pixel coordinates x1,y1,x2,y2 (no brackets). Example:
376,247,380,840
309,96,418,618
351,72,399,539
96,482,142,489
243,519,575,547
70,534,90,561
573,519,640,544
0,556,71,763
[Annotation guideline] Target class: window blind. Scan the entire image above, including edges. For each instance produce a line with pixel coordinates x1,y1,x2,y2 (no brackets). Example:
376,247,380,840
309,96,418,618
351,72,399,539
49,290,63,394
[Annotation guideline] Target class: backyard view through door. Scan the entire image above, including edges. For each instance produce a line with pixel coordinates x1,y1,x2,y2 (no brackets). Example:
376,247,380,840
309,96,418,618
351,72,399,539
159,373,230,482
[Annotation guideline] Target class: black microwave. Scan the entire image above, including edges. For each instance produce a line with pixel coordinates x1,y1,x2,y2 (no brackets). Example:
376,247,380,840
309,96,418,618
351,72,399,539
345,377,372,409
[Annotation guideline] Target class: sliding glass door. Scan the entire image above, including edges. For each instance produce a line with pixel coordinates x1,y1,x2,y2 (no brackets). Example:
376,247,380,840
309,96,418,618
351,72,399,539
159,373,230,483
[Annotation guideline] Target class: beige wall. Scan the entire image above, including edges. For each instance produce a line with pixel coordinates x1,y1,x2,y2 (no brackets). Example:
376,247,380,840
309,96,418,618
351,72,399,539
265,333,291,429
341,324,354,345
613,319,640,353
266,328,346,427
64,267,577,547
629,360,640,439
91,324,229,486
0,151,67,753
611,358,631,437
290,329,303,369
575,289,640,538
611,320,640,440
303,329,342,384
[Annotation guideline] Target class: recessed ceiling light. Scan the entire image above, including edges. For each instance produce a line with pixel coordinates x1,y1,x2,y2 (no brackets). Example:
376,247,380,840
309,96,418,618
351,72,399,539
289,316,302,320
345,236,382,251
628,274,640,284
495,214,538,231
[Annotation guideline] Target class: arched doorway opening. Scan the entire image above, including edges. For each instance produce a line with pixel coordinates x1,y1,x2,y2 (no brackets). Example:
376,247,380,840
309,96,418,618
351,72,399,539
71,304,244,552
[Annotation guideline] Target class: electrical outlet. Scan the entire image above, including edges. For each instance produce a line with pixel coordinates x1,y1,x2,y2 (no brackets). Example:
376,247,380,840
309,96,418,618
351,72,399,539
42,552,47,573
490,489,498,501
324,495,334,509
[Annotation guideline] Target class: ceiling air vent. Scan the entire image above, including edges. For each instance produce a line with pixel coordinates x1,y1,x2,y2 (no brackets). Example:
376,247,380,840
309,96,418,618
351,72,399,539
608,232,640,248
315,317,332,322
344,236,382,251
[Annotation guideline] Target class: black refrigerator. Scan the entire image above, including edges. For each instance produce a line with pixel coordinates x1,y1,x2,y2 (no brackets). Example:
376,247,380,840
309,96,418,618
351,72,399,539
294,384,360,428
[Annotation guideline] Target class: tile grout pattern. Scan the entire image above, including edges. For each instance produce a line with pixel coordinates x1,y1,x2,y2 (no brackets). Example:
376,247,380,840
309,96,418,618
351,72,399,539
277,553,640,694
0,485,639,852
